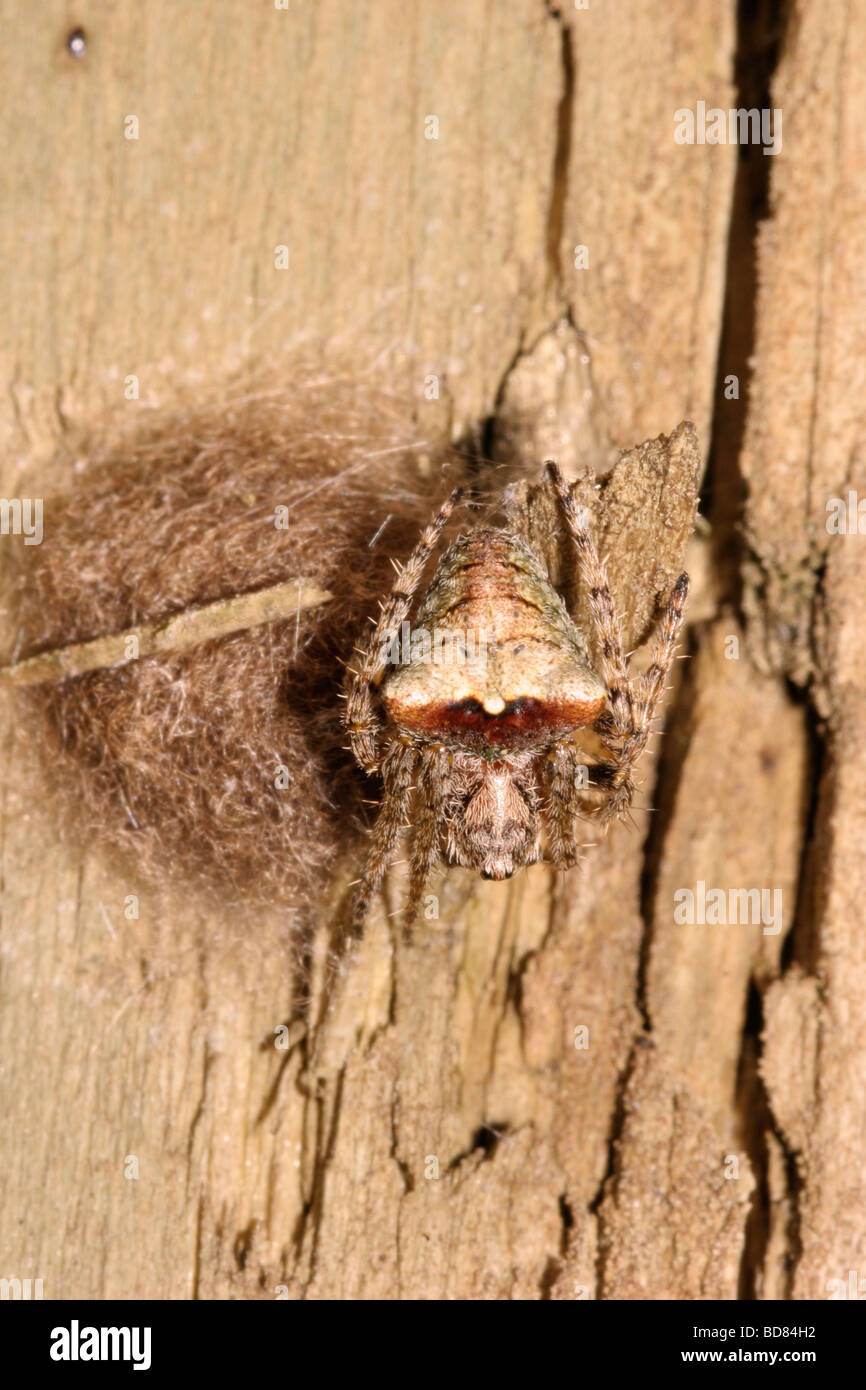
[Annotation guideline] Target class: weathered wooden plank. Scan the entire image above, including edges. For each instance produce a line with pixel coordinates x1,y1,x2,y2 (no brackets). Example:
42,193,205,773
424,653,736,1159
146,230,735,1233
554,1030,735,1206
738,0,866,1300
0,0,740,1301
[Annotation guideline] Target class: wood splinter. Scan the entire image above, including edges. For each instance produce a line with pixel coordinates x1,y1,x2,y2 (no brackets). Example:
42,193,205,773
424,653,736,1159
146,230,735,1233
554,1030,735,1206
0,578,333,688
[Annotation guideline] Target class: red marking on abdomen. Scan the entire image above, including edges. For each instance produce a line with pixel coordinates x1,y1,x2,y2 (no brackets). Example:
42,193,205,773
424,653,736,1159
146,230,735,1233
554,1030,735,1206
390,695,603,750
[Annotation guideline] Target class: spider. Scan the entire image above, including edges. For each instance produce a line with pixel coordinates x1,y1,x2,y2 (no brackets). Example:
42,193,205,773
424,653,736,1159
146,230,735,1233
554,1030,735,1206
344,461,689,936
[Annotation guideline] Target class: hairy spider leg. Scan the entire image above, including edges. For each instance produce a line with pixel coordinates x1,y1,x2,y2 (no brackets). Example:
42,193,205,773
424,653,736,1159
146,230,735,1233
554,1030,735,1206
599,571,689,823
403,744,452,938
544,461,634,736
345,488,462,773
546,739,588,868
349,738,418,937
545,461,689,825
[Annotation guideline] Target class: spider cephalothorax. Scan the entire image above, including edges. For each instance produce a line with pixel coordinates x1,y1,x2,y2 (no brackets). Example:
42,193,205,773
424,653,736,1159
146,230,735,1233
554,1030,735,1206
345,462,689,935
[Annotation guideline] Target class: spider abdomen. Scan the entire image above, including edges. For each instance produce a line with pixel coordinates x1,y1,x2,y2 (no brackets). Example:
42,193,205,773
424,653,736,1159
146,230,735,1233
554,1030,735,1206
381,527,605,751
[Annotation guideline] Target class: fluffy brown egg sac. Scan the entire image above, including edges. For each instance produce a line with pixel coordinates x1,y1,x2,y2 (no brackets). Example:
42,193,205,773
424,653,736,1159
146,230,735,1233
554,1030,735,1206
13,374,460,910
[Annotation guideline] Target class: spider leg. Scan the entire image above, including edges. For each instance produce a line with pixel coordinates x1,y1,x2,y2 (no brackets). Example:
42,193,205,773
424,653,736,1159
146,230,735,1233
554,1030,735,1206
345,488,462,772
349,738,418,937
544,461,633,736
546,741,587,868
546,461,689,825
403,745,450,939
597,572,689,823
636,572,690,716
